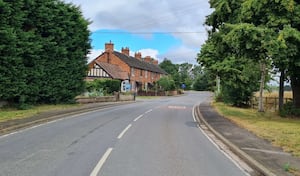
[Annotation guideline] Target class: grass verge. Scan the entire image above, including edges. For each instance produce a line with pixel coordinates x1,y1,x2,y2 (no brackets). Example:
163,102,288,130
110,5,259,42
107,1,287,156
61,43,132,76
0,104,80,123
136,96,162,100
213,102,300,157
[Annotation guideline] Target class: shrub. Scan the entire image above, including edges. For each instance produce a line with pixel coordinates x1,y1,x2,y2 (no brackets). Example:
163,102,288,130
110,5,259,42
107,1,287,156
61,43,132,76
85,79,121,96
280,102,300,117
157,76,176,91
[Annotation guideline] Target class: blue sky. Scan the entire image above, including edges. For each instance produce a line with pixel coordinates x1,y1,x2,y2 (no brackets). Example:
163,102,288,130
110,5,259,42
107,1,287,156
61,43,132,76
91,29,181,53
64,0,213,64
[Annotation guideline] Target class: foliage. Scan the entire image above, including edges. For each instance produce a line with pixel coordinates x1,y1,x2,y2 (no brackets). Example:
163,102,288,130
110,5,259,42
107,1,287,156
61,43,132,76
280,102,300,117
198,0,300,108
0,0,91,106
198,28,261,106
159,58,207,90
239,0,300,108
157,76,176,91
193,69,214,91
159,58,179,76
85,79,121,96
221,59,261,106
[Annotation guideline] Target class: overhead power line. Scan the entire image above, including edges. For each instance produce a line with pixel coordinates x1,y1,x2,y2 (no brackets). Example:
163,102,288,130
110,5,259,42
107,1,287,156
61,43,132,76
93,31,207,34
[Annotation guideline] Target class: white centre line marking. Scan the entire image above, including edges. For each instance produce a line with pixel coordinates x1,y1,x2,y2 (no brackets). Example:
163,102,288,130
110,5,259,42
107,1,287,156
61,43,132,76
90,147,113,176
134,115,143,122
117,124,132,139
145,109,153,114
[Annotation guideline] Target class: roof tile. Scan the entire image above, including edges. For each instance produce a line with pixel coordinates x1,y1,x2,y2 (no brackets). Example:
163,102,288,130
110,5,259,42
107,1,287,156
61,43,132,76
113,51,167,74
95,61,129,80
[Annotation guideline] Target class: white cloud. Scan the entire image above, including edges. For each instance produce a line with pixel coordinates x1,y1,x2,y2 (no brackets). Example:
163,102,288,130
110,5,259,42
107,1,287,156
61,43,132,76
64,0,213,63
138,49,159,59
159,46,199,64
87,49,103,63
66,0,213,46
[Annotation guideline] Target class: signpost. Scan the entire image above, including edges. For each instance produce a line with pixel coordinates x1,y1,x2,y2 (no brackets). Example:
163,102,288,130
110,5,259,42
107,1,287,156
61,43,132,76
121,80,131,92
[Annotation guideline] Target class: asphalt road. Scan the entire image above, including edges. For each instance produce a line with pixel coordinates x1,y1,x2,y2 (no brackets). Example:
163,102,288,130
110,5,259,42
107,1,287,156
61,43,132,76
0,92,249,176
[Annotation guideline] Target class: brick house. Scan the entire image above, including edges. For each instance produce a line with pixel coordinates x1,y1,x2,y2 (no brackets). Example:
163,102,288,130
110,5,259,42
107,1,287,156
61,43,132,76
87,42,167,91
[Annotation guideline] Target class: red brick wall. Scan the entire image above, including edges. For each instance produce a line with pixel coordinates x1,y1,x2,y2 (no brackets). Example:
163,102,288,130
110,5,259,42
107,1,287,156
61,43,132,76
95,52,131,73
88,43,164,91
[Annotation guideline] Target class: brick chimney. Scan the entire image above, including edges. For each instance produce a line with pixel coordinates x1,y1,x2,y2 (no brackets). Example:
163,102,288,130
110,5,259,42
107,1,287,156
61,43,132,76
152,59,158,65
121,47,130,56
105,41,114,52
135,52,142,60
105,41,114,63
144,56,152,63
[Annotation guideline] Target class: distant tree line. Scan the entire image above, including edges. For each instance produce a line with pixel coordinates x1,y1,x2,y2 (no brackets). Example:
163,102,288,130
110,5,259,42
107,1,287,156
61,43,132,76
198,0,300,115
0,0,91,108
158,59,214,91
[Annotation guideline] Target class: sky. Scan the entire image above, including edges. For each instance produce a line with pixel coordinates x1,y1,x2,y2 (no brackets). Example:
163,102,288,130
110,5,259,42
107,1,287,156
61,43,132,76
64,0,213,64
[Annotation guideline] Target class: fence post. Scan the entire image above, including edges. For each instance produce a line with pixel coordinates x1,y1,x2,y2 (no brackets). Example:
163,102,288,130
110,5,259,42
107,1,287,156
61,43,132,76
274,97,277,111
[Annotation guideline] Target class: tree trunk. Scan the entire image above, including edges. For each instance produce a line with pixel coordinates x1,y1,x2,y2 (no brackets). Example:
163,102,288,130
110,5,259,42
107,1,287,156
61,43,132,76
279,69,285,111
291,75,300,108
216,75,221,96
258,61,266,112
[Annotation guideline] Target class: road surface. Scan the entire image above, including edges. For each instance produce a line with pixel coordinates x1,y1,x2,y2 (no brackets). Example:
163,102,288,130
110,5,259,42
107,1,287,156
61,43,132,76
0,92,249,176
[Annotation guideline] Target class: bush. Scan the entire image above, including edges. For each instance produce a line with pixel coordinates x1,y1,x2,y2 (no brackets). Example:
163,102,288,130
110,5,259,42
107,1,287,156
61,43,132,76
85,79,121,96
221,83,255,107
157,76,176,91
280,102,300,117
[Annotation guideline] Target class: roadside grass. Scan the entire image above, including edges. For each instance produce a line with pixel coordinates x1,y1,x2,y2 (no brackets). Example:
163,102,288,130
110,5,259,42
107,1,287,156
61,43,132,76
0,104,80,123
136,96,162,100
213,102,300,157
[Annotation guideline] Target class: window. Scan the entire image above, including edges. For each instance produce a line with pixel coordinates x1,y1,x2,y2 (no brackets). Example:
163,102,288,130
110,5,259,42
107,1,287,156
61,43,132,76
140,70,143,77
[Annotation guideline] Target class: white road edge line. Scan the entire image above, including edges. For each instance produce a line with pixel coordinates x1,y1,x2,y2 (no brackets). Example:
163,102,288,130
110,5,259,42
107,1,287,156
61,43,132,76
117,124,132,139
134,115,143,122
145,109,153,114
90,147,113,176
192,104,251,176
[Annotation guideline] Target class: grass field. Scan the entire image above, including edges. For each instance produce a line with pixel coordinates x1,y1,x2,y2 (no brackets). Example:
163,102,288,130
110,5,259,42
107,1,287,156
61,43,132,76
252,91,293,111
254,91,293,99
0,104,80,123
214,102,300,157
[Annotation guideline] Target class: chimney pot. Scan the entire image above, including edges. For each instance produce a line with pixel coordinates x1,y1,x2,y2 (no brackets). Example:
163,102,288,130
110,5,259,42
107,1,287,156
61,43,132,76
152,59,159,65
121,47,130,56
135,52,142,59
144,56,152,63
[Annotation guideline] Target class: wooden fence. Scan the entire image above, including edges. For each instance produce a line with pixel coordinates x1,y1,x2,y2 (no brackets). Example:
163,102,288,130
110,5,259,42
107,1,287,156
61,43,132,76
251,97,293,111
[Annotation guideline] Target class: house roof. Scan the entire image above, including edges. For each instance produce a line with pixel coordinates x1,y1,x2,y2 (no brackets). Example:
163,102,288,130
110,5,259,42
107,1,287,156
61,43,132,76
113,51,167,74
95,61,129,80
